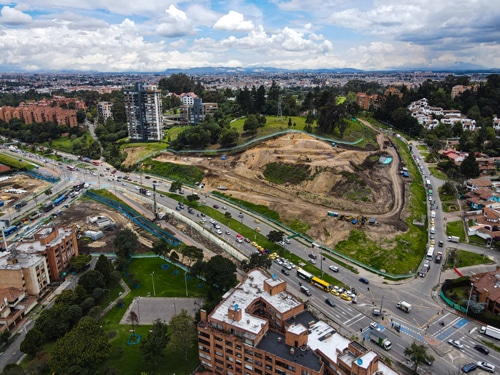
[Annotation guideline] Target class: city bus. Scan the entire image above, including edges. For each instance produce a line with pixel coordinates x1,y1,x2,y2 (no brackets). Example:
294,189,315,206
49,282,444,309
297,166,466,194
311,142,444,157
296,268,314,282
310,276,333,292
426,246,435,261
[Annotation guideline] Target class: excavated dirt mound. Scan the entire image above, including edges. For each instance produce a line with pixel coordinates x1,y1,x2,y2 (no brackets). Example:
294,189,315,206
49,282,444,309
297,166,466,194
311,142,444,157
153,128,409,247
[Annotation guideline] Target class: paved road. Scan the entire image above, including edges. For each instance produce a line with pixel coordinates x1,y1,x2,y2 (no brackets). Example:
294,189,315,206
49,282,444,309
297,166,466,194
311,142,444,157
2,143,498,373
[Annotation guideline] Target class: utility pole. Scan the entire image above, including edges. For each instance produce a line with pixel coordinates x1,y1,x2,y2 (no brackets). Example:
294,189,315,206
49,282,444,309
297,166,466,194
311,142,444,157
153,183,157,216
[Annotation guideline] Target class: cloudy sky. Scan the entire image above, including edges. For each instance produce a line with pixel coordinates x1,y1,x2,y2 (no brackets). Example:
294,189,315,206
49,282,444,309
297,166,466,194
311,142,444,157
0,0,499,72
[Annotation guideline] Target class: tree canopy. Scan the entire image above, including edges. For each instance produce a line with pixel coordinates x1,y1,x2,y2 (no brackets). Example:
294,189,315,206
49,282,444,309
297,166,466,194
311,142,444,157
49,316,111,374
204,255,237,292
168,309,197,361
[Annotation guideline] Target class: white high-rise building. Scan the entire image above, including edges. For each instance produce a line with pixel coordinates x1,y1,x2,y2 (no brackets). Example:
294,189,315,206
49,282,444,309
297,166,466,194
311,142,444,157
124,83,163,141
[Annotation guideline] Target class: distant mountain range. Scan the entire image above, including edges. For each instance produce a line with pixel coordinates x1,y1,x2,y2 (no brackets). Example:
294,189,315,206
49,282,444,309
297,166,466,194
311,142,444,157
164,65,499,75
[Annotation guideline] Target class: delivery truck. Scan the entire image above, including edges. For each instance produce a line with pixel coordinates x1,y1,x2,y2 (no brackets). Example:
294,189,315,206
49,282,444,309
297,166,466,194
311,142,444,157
449,236,460,243
369,329,392,350
397,301,412,312
480,325,500,340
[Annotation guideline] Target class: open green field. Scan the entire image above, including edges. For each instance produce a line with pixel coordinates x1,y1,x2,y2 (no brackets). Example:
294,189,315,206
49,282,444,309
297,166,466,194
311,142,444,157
417,145,427,151
121,142,168,163
446,220,466,241
446,249,494,269
48,133,92,154
428,166,447,180
0,153,35,171
99,257,205,375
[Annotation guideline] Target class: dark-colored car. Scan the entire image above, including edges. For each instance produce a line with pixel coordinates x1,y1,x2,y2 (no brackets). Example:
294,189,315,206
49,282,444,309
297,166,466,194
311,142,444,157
438,240,444,247
461,362,477,373
325,298,336,307
281,268,290,276
474,344,489,355
423,357,434,366
359,277,369,284
213,204,220,209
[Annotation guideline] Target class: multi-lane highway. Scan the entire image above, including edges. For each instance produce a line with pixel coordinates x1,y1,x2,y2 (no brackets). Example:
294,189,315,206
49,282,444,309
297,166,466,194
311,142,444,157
2,144,500,373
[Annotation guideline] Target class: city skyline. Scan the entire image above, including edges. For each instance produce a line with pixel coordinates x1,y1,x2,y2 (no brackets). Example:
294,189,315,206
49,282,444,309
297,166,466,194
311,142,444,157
0,1,499,73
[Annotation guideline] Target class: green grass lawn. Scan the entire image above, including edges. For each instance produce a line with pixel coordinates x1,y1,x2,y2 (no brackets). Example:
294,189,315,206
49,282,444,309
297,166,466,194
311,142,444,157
447,249,494,269
442,202,460,212
0,153,35,171
417,145,427,151
446,220,466,241
121,142,168,162
428,166,447,180
99,257,206,374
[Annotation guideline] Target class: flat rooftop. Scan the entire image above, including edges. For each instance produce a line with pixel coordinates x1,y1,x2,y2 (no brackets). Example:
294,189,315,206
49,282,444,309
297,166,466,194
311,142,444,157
256,330,322,372
211,269,302,336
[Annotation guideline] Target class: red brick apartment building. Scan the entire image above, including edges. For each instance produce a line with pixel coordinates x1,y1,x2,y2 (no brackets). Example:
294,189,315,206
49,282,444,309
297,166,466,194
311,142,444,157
198,269,399,375
14,225,78,281
0,96,85,127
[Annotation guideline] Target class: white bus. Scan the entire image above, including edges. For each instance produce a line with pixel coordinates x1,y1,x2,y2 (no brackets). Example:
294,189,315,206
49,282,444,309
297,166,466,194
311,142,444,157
426,246,435,261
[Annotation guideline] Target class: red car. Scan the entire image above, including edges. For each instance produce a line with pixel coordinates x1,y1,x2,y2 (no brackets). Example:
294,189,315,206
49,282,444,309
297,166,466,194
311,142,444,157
213,204,219,209
244,238,251,243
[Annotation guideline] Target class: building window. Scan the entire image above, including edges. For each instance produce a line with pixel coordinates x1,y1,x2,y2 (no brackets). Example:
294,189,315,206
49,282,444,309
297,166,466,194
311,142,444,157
199,353,211,361
226,348,233,355
255,352,262,359
244,349,253,356
265,356,272,362
244,357,253,364
226,341,233,347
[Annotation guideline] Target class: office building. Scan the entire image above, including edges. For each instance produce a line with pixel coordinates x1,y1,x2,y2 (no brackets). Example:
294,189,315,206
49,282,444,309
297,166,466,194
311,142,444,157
124,83,163,141
198,269,398,375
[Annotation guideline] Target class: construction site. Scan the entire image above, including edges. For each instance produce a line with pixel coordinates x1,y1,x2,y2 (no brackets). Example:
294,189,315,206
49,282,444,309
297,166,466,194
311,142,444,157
152,127,409,248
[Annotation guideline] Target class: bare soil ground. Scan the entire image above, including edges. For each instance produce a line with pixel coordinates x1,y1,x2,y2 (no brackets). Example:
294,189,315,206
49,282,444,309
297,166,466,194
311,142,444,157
0,173,51,208
51,199,152,254
122,146,146,167
153,126,409,248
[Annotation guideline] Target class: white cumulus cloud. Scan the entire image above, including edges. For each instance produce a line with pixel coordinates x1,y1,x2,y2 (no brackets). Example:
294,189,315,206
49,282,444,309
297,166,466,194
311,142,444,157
156,5,196,38
214,11,255,32
0,6,33,25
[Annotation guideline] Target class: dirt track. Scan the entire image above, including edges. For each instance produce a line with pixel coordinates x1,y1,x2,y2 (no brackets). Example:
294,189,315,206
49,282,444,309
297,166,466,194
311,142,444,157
152,124,408,247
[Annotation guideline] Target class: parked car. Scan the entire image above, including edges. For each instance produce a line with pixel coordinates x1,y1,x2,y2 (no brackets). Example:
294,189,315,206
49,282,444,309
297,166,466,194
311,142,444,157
474,344,489,355
448,339,463,349
461,363,477,373
325,298,335,307
329,265,339,272
477,361,495,373
359,277,369,284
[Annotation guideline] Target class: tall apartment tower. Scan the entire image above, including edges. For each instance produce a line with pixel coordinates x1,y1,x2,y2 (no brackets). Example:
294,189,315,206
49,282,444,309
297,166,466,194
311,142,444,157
124,83,163,142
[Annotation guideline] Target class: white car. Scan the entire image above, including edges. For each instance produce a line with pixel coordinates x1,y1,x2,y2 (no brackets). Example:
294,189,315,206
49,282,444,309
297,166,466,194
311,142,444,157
448,339,463,349
477,361,495,373
236,238,243,243
216,229,222,235
329,265,339,272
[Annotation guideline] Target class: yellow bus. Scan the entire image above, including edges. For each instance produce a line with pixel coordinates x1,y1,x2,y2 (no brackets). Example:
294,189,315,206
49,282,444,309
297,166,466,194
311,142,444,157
311,276,332,292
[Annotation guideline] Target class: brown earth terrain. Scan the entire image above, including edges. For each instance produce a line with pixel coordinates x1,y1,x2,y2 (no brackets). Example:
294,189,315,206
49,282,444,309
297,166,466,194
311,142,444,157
152,126,410,248
0,173,51,210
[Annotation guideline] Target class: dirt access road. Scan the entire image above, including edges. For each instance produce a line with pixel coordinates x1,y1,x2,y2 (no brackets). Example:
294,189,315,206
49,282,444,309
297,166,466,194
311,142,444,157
153,124,408,248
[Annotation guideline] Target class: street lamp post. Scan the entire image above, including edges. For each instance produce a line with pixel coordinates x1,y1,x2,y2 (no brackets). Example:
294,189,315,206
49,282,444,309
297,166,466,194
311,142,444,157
466,283,474,316
150,271,156,297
